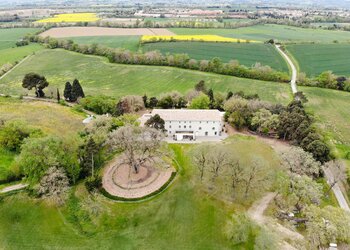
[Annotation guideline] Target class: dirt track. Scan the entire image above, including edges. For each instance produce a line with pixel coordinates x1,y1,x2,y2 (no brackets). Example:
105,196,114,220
40,27,176,38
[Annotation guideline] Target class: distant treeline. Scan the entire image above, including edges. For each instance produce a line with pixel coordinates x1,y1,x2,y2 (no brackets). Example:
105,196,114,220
25,34,290,83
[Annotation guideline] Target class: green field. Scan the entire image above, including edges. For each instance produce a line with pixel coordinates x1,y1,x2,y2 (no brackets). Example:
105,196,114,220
64,36,141,51
0,28,40,50
171,24,350,43
0,97,84,182
0,44,43,67
142,42,289,72
286,44,350,77
0,49,291,103
0,140,281,249
301,86,350,158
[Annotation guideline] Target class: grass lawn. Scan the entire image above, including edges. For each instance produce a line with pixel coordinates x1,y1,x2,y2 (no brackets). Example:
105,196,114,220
286,44,350,77
0,138,280,249
300,86,350,159
0,148,15,182
0,43,43,67
142,42,289,72
0,97,84,137
63,35,141,51
171,24,350,43
0,49,291,104
0,28,40,50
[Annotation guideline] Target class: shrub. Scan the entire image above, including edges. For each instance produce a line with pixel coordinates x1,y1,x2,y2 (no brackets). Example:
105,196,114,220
0,120,42,152
85,176,101,192
79,96,116,115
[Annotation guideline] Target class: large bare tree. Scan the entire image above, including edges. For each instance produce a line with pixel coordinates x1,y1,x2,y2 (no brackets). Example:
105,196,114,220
107,125,165,173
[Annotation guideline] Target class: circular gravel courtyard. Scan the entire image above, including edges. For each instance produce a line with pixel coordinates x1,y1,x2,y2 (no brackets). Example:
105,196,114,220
102,158,175,200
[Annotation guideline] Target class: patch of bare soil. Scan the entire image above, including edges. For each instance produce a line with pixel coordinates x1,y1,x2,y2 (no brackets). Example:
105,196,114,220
103,158,175,199
40,27,175,38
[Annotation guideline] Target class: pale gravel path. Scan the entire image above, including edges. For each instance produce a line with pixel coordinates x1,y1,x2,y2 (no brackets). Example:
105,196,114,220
0,183,28,194
248,192,304,250
275,44,298,94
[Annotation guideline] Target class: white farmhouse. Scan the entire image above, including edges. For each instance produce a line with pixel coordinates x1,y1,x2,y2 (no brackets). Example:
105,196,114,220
141,109,225,141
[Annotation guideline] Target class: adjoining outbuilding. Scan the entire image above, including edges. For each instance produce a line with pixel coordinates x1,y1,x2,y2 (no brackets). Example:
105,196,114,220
140,109,226,141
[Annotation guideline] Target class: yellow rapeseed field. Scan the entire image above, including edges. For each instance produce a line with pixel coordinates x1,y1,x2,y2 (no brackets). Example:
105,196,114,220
35,13,99,23
141,35,258,43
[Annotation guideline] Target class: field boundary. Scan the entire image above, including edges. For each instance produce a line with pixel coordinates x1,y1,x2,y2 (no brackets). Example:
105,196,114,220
0,54,32,81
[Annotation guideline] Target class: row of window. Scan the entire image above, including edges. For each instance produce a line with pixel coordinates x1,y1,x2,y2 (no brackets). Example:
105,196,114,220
168,125,217,130
168,121,217,124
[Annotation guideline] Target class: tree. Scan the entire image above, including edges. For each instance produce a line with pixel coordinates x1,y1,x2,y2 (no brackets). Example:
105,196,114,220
317,71,337,89
22,73,49,97
207,88,214,108
305,205,350,249
17,136,80,184
280,146,321,177
0,120,40,152
71,79,85,101
63,82,72,101
145,114,165,131
287,173,322,212
56,88,60,102
189,93,210,109
37,166,70,204
192,144,211,181
242,157,268,198
226,91,233,100
142,94,148,108
323,160,346,194
148,97,158,108
305,140,330,163
107,126,165,173
251,108,279,134
116,95,145,115
194,80,207,93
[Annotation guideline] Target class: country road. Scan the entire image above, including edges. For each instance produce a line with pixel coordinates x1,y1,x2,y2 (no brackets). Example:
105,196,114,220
323,166,350,212
275,45,298,94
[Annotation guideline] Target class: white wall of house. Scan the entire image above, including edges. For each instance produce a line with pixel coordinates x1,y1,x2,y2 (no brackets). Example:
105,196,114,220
164,120,223,137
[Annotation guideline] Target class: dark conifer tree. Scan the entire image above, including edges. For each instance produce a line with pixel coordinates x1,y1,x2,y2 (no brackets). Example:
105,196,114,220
63,82,72,101
57,88,60,102
71,79,85,101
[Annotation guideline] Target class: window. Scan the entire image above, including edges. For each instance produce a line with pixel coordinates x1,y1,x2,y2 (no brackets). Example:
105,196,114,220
212,127,215,130
189,125,192,128
169,125,172,129
215,132,217,135
199,127,202,130
179,126,181,128
184,125,186,129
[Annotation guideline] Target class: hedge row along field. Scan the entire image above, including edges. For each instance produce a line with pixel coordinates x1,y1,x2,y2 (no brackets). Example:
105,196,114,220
140,35,257,43
170,24,350,43
0,49,291,103
35,13,100,23
0,28,40,50
286,44,350,77
142,42,289,72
